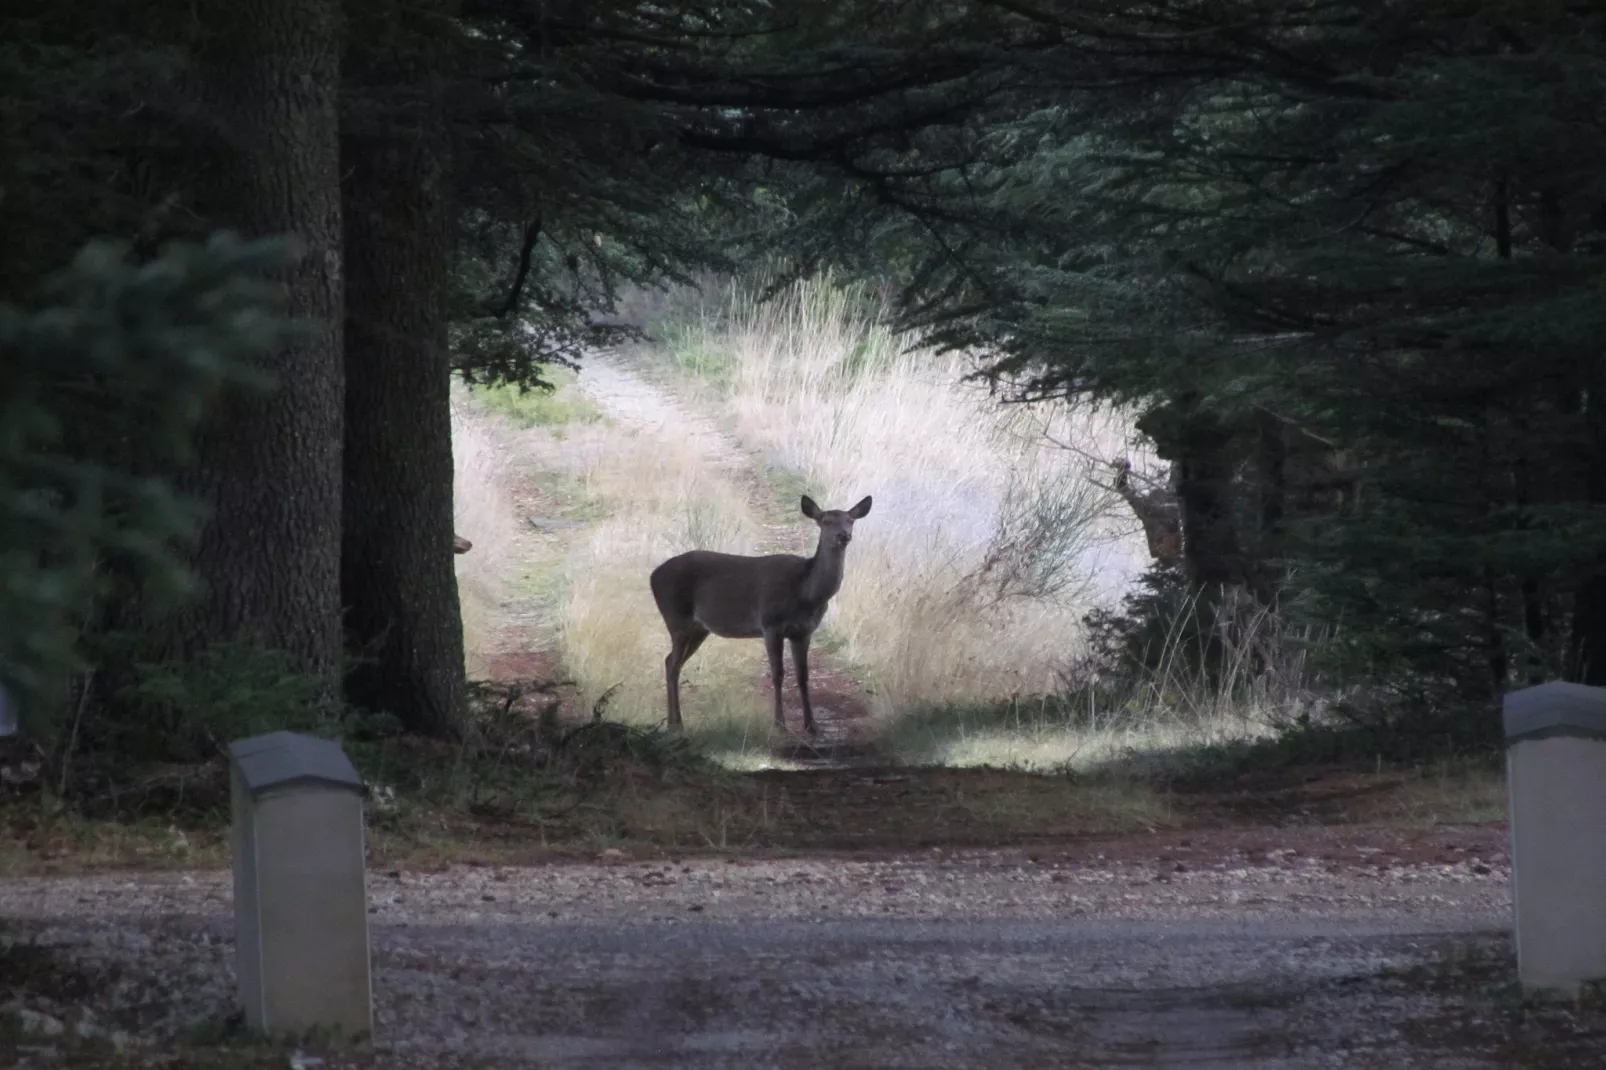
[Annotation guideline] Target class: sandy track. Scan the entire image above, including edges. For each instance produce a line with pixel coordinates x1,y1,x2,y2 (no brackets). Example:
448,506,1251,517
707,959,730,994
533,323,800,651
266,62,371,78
575,355,748,476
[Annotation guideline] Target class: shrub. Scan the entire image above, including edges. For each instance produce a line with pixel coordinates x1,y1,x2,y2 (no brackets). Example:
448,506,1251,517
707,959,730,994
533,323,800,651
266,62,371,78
0,234,295,742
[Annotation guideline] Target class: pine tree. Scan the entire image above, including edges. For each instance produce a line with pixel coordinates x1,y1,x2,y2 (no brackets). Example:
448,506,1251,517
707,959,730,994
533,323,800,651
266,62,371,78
888,2,1606,737
168,0,346,687
339,0,468,737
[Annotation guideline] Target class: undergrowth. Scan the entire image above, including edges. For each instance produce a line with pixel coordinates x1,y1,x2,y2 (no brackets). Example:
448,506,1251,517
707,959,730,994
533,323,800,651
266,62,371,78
0,670,757,873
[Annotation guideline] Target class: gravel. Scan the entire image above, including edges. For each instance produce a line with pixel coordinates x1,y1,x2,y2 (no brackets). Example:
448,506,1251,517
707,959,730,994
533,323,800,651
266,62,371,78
5,846,1579,1068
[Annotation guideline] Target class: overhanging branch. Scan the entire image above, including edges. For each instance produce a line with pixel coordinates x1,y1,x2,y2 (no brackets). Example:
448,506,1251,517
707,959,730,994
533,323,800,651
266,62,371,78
496,216,542,318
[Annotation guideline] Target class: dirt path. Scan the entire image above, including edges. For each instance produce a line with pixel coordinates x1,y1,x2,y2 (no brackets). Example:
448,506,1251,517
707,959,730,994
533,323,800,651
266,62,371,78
454,397,569,685
572,351,881,766
4,836,1598,1068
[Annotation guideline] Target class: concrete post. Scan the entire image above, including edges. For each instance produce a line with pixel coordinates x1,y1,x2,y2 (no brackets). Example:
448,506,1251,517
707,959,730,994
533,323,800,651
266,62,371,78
1504,681,1606,997
229,731,373,1038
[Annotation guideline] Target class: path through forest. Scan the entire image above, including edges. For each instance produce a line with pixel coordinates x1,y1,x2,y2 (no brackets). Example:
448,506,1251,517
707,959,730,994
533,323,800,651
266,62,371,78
459,349,881,766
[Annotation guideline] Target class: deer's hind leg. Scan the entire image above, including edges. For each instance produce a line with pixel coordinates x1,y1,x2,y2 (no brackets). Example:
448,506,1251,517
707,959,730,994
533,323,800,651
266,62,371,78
764,628,787,729
664,625,709,730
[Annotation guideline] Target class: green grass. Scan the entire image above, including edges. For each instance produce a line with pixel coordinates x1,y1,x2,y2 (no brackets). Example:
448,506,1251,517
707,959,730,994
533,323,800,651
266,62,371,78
879,692,1277,774
654,325,741,388
470,370,602,428
752,460,827,518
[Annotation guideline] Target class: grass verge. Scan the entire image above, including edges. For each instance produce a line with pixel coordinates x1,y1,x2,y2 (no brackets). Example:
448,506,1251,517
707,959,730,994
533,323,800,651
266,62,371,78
466,368,602,430
879,693,1278,774
0,712,1188,879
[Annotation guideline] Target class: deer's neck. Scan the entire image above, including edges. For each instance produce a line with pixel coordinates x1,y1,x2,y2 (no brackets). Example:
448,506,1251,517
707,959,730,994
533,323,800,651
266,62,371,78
802,538,849,605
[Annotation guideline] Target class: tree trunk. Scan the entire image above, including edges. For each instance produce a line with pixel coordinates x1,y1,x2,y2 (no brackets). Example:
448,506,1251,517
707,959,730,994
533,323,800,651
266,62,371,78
1138,398,1248,588
1254,408,1287,546
1571,357,1606,686
169,0,346,680
339,0,466,737
1176,427,1244,588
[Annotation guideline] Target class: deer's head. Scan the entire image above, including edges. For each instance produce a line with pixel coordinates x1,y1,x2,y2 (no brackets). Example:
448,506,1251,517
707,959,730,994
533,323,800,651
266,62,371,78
801,495,872,550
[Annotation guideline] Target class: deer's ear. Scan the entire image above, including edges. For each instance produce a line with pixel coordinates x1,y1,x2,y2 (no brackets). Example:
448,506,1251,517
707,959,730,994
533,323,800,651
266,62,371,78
801,495,821,519
848,495,872,519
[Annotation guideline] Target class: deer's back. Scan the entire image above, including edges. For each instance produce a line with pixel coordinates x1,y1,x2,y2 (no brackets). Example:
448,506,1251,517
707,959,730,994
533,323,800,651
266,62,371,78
651,550,812,638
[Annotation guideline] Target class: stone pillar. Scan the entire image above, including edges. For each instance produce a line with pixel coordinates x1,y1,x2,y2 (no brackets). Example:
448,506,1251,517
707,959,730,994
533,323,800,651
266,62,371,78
229,730,373,1038
1504,681,1606,997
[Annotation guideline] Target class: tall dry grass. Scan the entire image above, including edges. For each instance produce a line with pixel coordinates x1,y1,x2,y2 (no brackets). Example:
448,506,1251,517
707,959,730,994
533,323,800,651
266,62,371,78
450,386,529,678
665,277,1151,719
880,586,1309,773
555,424,778,752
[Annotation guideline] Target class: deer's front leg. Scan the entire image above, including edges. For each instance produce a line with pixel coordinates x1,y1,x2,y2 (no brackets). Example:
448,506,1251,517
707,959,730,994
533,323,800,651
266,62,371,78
763,629,787,728
789,635,817,735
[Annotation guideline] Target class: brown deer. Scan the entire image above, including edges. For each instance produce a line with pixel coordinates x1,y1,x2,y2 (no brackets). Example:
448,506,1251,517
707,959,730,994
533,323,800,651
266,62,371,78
649,494,872,734
1111,458,1182,565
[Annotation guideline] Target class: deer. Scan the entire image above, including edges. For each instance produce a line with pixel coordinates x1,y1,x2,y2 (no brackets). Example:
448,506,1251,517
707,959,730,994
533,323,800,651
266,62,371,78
649,494,872,734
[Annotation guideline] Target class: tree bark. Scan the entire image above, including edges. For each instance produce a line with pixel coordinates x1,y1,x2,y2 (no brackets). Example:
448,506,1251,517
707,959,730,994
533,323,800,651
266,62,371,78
1570,356,1606,686
1138,398,1248,588
1252,406,1287,581
169,0,346,681
339,0,466,737
1176,430,1244,588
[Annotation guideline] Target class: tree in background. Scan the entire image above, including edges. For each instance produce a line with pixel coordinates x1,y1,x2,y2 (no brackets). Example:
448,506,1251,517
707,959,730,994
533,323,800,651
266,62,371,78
881,1,1606,741
3,1,351,772
0,237,296,738
169,0,346,688
340,0,467,737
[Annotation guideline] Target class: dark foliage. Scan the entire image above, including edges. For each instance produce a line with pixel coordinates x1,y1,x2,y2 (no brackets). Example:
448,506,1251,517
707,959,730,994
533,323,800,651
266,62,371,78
0,235,296,741
863,2,1606,742
13,0,1603,780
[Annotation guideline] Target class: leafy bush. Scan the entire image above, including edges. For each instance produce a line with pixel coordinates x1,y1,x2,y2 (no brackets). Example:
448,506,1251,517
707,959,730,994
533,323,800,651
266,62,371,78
111,641,352,764
1081,564,1225,689
0,233,296,740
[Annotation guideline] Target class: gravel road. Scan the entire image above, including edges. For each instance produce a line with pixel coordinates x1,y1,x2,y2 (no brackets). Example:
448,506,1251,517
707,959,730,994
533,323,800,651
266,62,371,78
6,840,1578,1069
